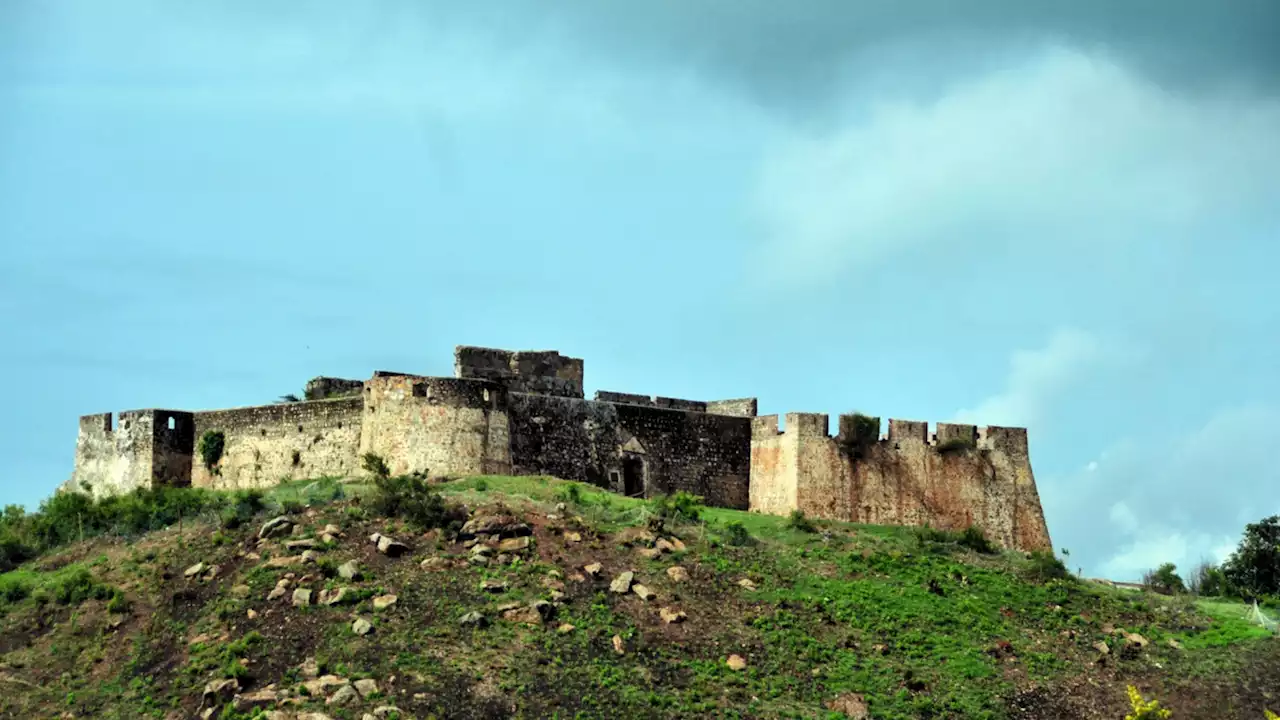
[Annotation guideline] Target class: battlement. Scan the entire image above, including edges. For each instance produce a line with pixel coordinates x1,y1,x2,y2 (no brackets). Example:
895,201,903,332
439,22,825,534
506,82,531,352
305,377,363,400
454,346,584,399
752,411,1030,454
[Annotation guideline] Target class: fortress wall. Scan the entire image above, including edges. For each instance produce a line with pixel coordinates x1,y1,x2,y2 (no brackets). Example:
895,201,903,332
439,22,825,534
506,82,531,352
191,397,364,490
359,376,511,478
750,414,1052,552
454,346,584,398
506,394,752,509
70,410,195,498
612,402,752,509
706,398,758,417
304,377,364,401
507,394,622,487
748,415,797,515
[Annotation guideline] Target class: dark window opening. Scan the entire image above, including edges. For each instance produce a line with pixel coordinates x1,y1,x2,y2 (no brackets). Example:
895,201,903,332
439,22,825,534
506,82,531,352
622,456,645,498
292,450,301,467
261,429,268,437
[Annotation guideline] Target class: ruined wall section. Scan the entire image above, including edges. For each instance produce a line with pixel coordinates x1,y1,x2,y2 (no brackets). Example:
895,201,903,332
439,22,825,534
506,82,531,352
454,346,584,398
305,377,364,400
506,394,752,509
706,398,759,417
749,414,1052,552
70,410,194,498
359,375,511,478
748,415,797,515
191,398,363,490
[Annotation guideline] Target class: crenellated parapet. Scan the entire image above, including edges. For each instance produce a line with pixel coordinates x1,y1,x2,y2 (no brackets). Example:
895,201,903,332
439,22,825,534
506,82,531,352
748,411,1051,552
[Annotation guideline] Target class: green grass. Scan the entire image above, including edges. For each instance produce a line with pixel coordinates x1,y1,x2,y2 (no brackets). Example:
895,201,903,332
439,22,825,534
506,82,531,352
0,563,117,609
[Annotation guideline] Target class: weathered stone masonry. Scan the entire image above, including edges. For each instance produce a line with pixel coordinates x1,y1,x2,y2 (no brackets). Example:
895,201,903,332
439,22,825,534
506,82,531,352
66,345,1053,551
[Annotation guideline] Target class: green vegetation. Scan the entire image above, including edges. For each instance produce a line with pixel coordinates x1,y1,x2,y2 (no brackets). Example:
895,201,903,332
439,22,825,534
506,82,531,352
197,430,225,471
1,473,1276,719
1144,562,1188,596
936,436,978,453
361,452,391,480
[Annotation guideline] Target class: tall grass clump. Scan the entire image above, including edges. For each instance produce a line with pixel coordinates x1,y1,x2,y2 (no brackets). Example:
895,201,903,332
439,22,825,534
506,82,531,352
368,474,466,534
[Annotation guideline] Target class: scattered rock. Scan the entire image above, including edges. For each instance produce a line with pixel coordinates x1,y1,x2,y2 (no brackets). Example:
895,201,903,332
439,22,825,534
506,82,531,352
637,548,662,560
230,584,252,598
1167,638,1183,650
615,527,656,547
372,594,398,611
461,515,531,539
264,555,304,568
326,683,359,706
480,579,509,593
660,607,687,624
1124,632,1149,650
352,617,373,636
568,572,587,583
737,578,757,591
202,678,240,704
459,611,488,628
323,524,343,537
353,678,379,698
612,635,625,655
301,550,320,563
319,587,352,606
1093,641,1110,655
557,623,575,634
530,600,556,621
372,707,405,719
421,557,450,571
501,605,544,626
726,654,747,671
296,714,336,720
609,571,634,594
826,693,870,719
584,562,603,578
267,579,291,601
292,588,313,607
183,562,206,578
376,536,409,557
286,538,318,550
495,553,513,565
246,609,258,620
564,531,582,543
299,657,321,679
653,538,676,554
632,584,655,601
668,537,687,552
259,516,293,539
337,560,361,581
233,687,279,710
666,566,690,583
498,536,531,553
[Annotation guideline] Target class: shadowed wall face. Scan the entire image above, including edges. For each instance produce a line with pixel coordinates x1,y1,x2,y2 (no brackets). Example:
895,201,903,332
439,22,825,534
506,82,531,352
455,346,585,399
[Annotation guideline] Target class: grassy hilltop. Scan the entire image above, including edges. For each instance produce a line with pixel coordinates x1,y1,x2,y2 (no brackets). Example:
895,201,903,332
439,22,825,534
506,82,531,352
0,474,1276,719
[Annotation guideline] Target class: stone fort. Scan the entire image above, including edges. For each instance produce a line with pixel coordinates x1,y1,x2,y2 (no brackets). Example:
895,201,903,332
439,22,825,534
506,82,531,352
66,346,1052,552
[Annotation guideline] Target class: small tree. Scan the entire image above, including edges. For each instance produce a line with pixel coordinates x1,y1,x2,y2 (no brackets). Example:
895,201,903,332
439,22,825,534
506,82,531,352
361,453,391,481
1143,562,1187,595
1223,515,1280,599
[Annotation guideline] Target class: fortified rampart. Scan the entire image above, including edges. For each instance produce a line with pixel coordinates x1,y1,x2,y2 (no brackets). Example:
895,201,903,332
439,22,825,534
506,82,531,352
65,346,1053,551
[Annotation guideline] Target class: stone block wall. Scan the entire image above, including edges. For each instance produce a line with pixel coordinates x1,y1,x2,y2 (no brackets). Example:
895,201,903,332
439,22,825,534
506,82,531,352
359,375,511,478
191,397,364,490
304,377,364,401
69,409,194,498
454,346,584,398
507,393,752,509
748,413,1052,552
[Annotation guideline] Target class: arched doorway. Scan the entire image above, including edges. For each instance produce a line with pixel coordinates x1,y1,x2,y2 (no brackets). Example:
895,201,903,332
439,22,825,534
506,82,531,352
622,455,646,498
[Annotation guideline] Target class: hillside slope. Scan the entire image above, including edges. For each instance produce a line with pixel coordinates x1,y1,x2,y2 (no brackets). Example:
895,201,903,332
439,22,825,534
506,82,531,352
0,476,1276,720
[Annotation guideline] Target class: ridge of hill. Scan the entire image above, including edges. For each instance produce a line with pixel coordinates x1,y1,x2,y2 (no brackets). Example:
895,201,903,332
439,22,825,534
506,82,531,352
0,475,1276,720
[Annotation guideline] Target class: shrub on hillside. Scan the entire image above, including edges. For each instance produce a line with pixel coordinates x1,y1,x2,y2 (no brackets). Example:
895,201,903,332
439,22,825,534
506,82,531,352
1188,560,1232,597
1024,550,1071,583
650,491,705,524
1143,562,1187,596
368,474,465,533
785,509,817,533
361,453,391,481
958,526,999,555
721,520,754,547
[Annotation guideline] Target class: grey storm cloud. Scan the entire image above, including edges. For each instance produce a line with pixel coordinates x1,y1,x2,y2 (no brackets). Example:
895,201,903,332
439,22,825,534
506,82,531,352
443,0,1280,106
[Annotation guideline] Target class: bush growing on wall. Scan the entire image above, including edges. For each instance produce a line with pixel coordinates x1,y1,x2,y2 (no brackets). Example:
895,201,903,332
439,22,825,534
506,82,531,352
361,453,391,481
197,430,225,472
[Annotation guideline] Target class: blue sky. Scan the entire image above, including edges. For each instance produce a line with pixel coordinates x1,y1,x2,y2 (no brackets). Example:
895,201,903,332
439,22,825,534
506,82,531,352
2,1,1278,581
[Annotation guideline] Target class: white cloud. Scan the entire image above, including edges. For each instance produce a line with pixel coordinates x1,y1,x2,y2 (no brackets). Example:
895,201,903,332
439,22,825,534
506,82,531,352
952,327,1108,428
748,45,1280,282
